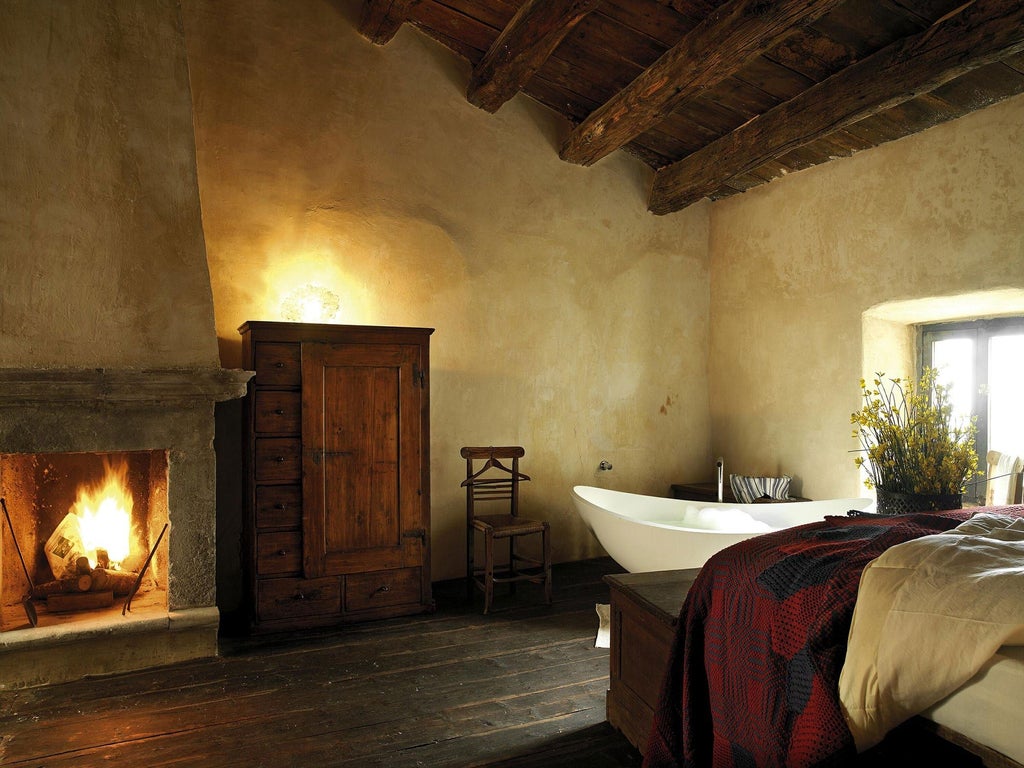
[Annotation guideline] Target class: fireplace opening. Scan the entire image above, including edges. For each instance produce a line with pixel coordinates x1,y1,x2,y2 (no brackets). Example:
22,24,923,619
1,450,169,632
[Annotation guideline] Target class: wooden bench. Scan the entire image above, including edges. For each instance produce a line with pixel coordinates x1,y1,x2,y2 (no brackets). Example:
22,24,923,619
604,568,700,754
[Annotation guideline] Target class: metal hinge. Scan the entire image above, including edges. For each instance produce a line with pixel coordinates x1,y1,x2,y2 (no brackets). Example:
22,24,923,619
402,528,427,543
412,365,426,388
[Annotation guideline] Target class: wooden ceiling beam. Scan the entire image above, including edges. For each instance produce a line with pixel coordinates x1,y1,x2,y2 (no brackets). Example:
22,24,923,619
648,0,1024,214
359,0,414,45
559,0,845,166
467,0,604,113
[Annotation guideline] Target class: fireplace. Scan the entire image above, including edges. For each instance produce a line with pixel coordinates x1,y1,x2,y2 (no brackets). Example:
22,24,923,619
1,450,170,629
0,367,250,689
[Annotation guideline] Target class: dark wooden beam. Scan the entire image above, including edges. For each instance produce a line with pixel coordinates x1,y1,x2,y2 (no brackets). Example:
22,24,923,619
467,0,603,113
648,0,1024,214
560,0,845,166
358,0,414,45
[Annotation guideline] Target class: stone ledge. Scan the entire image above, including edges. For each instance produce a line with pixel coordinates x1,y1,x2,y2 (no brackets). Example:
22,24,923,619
0,367,252,406
0,607,220,689
0,606,219,650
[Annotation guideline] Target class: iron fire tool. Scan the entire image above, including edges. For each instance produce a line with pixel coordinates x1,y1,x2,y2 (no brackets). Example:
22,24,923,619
1,497,38,628
123,521,168,615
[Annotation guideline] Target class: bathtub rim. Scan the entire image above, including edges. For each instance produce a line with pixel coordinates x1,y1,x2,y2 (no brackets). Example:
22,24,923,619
571,484,875,534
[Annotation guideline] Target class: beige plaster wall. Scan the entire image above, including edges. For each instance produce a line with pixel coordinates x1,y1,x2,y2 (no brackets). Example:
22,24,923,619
708,94,1024,501
181,0,712,581
0,1,218,368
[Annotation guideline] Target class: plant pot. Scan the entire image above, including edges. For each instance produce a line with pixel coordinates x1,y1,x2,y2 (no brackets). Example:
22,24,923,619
875,489,963,516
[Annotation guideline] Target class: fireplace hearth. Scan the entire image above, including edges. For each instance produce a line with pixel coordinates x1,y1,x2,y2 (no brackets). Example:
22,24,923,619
0,367,250,689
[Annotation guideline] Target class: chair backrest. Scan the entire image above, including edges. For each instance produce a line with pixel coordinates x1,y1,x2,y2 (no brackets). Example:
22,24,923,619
986,449,1024,505
461,446,530,520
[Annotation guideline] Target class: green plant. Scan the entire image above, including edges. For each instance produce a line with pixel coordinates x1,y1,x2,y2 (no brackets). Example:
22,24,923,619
851,369,979,495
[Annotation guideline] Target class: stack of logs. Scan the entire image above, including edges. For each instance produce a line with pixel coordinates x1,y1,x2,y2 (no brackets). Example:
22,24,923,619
31,549,140,612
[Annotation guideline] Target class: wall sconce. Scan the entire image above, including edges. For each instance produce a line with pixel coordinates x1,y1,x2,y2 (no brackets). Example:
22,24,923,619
280,284,341,324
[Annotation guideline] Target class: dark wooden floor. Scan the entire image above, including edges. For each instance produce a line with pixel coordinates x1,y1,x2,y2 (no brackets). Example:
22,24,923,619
0,558,642,768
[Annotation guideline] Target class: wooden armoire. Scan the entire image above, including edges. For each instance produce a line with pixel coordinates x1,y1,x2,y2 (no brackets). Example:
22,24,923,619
239,321,433,634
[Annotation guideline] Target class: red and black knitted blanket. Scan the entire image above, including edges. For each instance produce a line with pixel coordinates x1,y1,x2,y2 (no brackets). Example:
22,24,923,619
643,510,973,768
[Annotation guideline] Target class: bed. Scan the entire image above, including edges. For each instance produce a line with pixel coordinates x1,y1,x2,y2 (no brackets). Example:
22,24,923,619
642,506,1024,768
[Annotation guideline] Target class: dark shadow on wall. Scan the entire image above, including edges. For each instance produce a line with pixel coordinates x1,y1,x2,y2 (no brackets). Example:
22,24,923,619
215,333,248,634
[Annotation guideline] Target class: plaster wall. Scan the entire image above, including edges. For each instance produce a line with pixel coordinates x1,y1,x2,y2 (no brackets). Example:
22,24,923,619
181,0,712,583
0,0,218,368
707,94,1024,500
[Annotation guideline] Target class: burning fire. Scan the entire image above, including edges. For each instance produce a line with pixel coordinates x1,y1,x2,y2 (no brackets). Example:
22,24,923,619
70,460,133,569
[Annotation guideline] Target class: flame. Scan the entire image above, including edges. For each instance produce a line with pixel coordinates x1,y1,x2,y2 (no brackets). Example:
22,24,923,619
71,460,133,568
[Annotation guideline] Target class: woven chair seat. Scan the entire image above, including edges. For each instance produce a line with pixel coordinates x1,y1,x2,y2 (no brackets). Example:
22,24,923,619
472,514,548,537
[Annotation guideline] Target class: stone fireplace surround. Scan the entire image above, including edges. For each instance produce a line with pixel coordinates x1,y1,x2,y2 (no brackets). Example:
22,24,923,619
0,367,250,689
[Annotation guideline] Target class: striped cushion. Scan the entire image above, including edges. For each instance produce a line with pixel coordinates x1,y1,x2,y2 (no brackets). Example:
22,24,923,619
729,474,792,504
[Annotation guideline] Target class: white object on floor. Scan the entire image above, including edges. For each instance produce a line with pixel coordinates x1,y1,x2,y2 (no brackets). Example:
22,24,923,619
595,603,610,648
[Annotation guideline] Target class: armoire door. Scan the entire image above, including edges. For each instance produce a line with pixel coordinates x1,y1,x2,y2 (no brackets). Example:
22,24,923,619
301,341,426,578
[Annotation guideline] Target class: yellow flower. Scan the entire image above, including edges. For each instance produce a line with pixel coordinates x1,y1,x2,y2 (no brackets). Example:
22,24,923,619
851,368,979,495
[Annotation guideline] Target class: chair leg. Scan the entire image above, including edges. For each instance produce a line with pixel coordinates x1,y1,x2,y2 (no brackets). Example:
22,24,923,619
543,524,552,605
508,536,516,596
484,530,494,615
467,526,475,604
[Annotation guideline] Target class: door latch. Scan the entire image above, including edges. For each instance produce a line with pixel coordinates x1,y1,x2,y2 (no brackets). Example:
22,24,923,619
412,365,426,388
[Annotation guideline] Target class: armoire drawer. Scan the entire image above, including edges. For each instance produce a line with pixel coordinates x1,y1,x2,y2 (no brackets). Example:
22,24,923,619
254,438,302,482
256,531,303,575
255,484,302,529
253,391,301,434
345,567,421,612
253,342,301,386
257,577,341,621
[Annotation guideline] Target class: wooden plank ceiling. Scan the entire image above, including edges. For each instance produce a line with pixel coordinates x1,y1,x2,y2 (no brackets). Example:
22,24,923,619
359,0,1024,214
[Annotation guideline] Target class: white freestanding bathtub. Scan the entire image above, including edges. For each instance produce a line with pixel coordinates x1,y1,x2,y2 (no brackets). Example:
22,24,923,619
571,485,874,573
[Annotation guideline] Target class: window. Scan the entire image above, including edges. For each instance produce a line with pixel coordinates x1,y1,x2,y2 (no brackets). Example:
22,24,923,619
920,318,1024,503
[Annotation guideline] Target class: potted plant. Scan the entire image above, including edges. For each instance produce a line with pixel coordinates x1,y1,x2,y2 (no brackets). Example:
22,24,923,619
851,369,979,515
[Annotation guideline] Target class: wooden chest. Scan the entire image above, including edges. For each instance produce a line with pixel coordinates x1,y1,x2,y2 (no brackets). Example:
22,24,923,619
604,569,701,754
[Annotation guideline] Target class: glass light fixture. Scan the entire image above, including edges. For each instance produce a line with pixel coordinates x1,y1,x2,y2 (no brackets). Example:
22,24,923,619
280,284,341,323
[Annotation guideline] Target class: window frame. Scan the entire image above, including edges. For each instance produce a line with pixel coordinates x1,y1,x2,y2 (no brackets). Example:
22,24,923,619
919,316,1024,503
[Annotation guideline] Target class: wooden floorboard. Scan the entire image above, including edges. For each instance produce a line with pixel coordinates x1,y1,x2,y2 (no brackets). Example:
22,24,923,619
0,557,642,768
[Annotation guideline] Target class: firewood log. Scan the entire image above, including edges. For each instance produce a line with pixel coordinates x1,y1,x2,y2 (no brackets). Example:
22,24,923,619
90,568,138,596
31,575,92,598
48,590,113,612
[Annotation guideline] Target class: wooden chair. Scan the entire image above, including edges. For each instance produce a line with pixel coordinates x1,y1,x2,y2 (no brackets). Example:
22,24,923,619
986,450,1024,505
462,446,552,614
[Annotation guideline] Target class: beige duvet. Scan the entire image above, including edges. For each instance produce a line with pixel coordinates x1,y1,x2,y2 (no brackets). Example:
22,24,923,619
839,512,1024,752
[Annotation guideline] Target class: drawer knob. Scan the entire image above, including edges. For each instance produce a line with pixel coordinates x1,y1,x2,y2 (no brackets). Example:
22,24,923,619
274,408,285,415
275,362,285,368
274,503,287,510
275,456,286,463
278,549,288,557
376,584,391,594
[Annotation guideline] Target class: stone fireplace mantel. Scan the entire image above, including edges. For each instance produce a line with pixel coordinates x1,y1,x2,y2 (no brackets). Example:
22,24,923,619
0,366,252,689
0,367,252,407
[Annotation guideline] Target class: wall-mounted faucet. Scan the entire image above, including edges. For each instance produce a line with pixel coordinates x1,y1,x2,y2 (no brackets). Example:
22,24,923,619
716,457,724,502
598,460,613,471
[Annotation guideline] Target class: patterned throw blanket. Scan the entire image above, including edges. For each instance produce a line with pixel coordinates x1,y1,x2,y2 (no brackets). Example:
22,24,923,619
643,510,973,768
